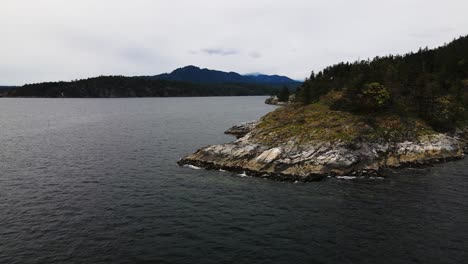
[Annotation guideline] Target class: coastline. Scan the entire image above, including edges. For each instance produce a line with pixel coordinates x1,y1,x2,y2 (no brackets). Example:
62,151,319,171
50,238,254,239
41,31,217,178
179,120,467,182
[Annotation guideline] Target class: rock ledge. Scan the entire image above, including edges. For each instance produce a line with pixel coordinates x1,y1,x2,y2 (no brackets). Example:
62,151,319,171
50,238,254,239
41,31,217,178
179,123,466,182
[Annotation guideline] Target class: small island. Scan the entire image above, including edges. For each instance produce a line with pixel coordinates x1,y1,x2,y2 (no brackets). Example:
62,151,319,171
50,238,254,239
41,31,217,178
179,36,468,181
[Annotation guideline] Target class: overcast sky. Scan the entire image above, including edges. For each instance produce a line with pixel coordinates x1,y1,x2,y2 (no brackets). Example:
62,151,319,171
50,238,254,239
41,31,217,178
1,0,468,85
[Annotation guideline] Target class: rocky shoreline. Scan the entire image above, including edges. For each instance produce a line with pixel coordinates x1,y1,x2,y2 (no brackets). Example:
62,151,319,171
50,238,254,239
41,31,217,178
224,120,258,138
179,121,467,182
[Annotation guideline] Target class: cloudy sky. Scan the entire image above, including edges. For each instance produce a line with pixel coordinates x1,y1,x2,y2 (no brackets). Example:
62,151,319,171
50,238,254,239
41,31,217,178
1,0,467,85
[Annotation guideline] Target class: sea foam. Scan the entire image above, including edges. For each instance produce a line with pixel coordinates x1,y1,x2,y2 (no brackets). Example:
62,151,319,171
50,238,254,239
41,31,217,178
184,165,202,170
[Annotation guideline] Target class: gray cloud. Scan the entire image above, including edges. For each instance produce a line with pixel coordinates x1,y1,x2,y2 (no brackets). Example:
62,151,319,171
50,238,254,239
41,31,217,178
200,48,239,56
249,51,262,59
0,0,467,85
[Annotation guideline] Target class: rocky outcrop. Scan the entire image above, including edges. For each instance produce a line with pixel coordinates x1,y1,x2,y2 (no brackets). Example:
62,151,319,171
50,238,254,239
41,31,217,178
265,94,295,105
224,121,258,138
265,96,288,105
179,131,466,182
265,96,280,105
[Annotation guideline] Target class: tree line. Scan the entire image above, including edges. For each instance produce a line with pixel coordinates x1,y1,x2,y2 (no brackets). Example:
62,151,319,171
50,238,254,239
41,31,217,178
297,35,468,131
6,76,284,98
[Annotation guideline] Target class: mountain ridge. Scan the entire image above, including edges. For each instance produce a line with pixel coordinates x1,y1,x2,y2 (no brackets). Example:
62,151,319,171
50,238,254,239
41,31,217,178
149,65,301,85
4,66,301,97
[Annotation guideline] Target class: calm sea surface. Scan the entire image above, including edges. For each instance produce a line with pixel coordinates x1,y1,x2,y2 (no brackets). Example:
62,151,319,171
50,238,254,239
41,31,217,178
0,97,467,264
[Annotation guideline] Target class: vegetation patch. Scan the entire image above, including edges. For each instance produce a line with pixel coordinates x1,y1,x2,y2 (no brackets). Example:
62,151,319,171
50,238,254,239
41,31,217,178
251,90,437,146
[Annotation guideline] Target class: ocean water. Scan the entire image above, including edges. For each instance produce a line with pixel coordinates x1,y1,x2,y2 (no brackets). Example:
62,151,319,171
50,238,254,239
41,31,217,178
0,97,467,264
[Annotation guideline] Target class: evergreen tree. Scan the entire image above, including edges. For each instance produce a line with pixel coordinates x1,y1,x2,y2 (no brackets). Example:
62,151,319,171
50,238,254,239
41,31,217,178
277,86,290,102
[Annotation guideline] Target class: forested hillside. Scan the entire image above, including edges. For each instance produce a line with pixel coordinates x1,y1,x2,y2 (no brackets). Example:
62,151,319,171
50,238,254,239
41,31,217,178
151,65,301,86
297,35,468,131
6,76,281,98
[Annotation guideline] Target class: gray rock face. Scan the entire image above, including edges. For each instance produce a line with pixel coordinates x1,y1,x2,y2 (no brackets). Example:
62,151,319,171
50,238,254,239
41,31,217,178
179,130,466,182
224,121,258,138
265,96,288,106
265,96,280,105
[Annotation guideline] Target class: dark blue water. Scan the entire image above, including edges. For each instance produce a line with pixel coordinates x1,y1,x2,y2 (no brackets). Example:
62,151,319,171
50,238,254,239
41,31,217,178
0,97,467,264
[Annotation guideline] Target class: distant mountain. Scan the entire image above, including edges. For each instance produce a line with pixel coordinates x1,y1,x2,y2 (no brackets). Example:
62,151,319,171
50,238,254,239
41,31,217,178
150,66,301,86
247,74,298,84
5,66,302,98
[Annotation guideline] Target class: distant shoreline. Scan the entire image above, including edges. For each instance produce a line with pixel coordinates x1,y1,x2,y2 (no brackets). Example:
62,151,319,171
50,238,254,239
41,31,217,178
0,95,273,99
4,76,300,98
